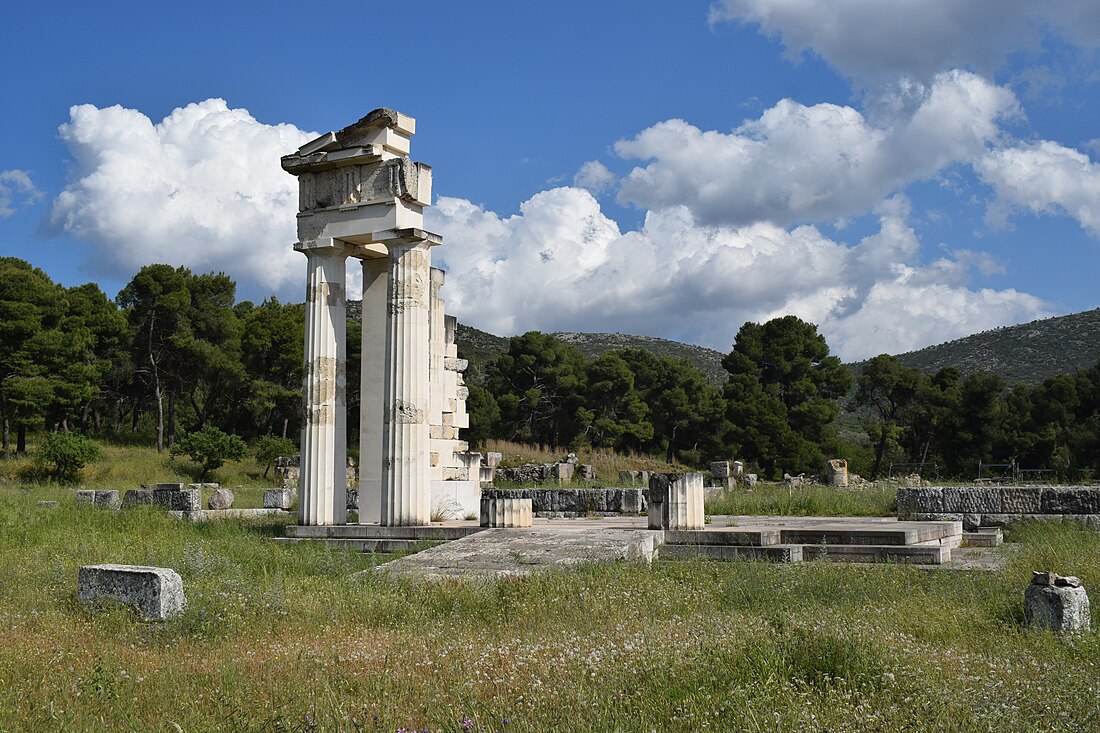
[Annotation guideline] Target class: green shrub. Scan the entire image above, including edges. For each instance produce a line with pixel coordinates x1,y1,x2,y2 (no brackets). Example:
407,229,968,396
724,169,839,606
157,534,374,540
255,435,296,478
33,432,102,483
170,425,247,480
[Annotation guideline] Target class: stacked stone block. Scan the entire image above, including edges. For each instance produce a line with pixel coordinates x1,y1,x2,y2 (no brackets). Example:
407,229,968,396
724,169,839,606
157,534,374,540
898,486,1100,530
481,488,646,516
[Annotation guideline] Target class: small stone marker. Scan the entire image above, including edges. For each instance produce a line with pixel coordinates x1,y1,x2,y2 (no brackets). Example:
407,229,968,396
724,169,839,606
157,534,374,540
480,496,533,528
75,490,121,510
36,500,59,509
77,564,187,621
207,487,235,510
1025,571,1090,633
263,488,294,510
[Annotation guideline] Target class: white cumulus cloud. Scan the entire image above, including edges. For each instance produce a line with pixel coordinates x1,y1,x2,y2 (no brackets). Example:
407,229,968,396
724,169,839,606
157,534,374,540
48,99,314,297
429,188,1049,361
0,170,42,217
709,0,1100,85
977,140,1100,237
615,71,1018,227
573,160,616,195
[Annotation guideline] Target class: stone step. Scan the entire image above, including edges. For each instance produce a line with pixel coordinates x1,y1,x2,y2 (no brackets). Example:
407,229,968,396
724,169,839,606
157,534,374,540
801,544,951,564
963,528,1004,547
285,524,486,541
777,524,958,546
272,537,440,553
663,528,782,546
660,543,802,562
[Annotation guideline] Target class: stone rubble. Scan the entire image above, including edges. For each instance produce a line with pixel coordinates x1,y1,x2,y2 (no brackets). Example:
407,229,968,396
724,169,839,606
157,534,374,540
1025,571,1090,632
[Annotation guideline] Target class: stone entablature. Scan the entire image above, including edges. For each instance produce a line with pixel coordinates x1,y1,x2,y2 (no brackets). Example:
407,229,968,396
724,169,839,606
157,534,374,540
898,486,1100,530
283,108,479,527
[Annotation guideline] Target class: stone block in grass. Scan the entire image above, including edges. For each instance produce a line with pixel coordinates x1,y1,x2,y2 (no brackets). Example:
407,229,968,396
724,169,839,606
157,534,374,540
75,490,121,510
1025,572,1090,633
152,488,201,512
78,564,187,621
263,488,294,510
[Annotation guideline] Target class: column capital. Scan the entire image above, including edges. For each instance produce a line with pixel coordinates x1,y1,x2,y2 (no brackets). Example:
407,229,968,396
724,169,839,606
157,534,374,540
375,227,443,247
294,237,355,255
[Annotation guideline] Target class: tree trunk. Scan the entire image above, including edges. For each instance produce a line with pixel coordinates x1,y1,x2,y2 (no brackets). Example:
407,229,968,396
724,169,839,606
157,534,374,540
2,418,8,453
870,422,890,481
282,417,289,439
16,425,26,454
167,392,176,448
131,404,140,433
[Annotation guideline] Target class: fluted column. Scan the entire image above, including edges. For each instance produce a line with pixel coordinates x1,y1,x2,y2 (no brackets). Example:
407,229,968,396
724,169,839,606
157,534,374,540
358,256,388,523
381,239,432,525
298,240,348,526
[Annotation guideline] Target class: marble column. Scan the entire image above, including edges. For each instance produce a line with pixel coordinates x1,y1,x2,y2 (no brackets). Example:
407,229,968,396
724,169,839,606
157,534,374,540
298,240,348,526
381,239,432,525
358,256,388,523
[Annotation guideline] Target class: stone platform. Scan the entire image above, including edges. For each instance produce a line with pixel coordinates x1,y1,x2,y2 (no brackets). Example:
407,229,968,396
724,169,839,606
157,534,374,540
277,515,969,578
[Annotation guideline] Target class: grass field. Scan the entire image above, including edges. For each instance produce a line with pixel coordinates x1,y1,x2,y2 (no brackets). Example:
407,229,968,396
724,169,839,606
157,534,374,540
1,482,1098,732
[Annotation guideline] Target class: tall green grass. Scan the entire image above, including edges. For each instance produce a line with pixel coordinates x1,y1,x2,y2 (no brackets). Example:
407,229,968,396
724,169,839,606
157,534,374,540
0,486,1098,731
706,482,897,517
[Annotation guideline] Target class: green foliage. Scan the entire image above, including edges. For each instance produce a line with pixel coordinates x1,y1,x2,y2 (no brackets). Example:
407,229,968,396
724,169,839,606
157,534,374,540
32,432,102,483
170,425,247,479
723,316,852,477
254,435,296,479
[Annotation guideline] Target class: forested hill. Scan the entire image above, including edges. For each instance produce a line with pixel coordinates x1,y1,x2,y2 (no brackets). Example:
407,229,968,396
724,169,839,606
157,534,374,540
449,322,728,387
886,308,1100,385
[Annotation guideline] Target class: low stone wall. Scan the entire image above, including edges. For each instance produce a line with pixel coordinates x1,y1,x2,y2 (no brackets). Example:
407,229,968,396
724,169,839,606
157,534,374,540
481,487,646,517
898,486,1100,530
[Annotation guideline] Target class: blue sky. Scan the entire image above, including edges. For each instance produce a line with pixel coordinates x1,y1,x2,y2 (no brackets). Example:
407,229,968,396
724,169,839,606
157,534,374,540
2,1,1099,360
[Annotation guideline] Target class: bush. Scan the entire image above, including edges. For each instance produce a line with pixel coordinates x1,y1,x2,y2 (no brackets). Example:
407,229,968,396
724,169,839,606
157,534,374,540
255,435,296,478
170,426,247,480
34,432,102,483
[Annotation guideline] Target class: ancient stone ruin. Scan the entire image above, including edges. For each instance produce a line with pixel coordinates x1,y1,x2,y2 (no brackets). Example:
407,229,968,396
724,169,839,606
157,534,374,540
281,108,479,527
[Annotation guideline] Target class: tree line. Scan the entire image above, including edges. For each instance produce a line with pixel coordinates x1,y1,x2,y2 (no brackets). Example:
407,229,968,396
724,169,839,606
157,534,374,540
3,256,1099,481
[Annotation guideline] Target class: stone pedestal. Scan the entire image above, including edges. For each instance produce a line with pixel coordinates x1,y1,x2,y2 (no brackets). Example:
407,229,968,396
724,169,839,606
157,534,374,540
648,472,705,530
78,564,187,621
380,239,432,526
1025,571,1090,632
297,242,348,526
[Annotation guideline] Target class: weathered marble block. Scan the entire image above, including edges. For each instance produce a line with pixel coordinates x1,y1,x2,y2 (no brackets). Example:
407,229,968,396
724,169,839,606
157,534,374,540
75,490,121,510
36,500,59,509
1041,488,1100,515
1025,572,1090,633
263,488,295,510
648,472,704,530
77,564,187,621
480,496,532,528
121,489,155,508
1000,487,1042,513
710,461,731,479
152,488,202,512
896,487,944,515
944,487,1001,514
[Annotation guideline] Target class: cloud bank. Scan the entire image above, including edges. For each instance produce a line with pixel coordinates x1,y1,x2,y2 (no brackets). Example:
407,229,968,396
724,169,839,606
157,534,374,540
709,0,1100,85
49,99,313,296
429,189,1049,362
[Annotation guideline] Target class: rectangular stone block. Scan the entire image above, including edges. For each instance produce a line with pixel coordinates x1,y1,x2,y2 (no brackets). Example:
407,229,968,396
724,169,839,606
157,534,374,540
152,488,201,512
263,488,294,510
710,461,731,479
1041,488,1100,515
154,483,185,491
552,462,574,485
943,488,1002,514
980,513,1013,527
479,496,532,528
121,489,155,508
76,490,121,510
78,564,187,621
648,472,704,530
896,487,944,515
1000,487,1042,514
